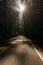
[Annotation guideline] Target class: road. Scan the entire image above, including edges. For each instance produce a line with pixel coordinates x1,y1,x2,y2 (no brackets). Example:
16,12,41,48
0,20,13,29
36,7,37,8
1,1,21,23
0,36,43,65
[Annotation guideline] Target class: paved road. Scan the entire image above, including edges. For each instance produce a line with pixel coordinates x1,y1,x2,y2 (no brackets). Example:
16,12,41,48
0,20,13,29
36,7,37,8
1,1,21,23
0,36,43,65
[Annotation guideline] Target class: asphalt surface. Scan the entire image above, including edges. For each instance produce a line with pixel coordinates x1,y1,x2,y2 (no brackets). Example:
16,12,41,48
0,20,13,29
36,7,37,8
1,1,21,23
0,36,43,65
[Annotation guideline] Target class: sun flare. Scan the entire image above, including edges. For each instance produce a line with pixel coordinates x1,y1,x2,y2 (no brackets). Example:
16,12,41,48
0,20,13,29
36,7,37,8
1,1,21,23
19,4,25,13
